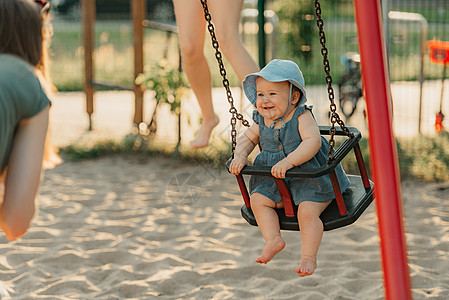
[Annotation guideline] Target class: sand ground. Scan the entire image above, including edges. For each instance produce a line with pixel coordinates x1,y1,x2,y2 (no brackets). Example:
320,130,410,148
0,155,448,299
0,86,448,299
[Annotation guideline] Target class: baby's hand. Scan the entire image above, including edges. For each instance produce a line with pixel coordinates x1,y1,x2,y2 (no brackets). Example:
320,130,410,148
271,159,294,178
229,155,248,175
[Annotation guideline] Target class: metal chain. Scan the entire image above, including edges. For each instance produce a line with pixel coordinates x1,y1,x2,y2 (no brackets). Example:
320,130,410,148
314,0,353,161
200,0,250,158
199,0,351,160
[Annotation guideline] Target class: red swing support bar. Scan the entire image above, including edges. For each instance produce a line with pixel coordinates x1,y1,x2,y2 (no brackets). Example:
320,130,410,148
354,0,412,299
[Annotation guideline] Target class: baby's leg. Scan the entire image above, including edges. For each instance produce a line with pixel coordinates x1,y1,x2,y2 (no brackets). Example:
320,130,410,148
250,193,285,264
296,200,331,277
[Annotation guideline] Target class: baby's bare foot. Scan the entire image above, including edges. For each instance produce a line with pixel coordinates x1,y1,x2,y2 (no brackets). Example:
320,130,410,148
295,256,317,277
190,115,219,149
255,236,285,264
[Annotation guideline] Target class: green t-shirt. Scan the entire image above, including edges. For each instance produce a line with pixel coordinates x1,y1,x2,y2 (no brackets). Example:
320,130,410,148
0,54,51,172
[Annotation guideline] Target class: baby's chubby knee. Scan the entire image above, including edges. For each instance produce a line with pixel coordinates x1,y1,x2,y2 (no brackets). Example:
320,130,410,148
297,208,315,224
250,193,277,208
297,201,329,224
297,204,314,219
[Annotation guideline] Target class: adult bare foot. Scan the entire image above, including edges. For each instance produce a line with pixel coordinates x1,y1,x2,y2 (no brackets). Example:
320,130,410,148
43,151,63,170
295,256,317,277
255,235,285,264
190,115,219,149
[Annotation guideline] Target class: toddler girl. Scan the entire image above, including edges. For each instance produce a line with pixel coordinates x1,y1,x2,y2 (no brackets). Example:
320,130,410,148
229,59,350,276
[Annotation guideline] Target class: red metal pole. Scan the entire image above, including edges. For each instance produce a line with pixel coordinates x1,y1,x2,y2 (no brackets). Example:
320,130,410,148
354,143,370,189
353,0,412,299
329,171,347,216
273,178,295,217
236,174,251,208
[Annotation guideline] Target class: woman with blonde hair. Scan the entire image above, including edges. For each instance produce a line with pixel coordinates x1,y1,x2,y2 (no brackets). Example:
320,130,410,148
0,0,53,240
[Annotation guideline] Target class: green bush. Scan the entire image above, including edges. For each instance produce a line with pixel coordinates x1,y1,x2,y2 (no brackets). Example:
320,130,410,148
401,134,449,181
341,135,449,182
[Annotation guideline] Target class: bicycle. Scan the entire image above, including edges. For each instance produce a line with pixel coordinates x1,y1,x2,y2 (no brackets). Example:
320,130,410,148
338,52,364,121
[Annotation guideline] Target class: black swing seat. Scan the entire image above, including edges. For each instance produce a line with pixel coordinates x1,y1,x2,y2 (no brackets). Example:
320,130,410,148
227,125,374,231
241,175,374,231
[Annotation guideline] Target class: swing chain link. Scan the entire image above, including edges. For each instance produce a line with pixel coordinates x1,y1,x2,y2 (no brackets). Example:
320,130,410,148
199,0,351,161
200,0,250,158
314,0,354,161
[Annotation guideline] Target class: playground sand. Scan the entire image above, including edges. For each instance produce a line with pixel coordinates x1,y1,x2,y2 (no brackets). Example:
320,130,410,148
0,155,448,299
1,88,448,298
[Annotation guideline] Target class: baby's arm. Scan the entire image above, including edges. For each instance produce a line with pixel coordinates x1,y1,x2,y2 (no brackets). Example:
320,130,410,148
271,110,321,178
229,124,259,175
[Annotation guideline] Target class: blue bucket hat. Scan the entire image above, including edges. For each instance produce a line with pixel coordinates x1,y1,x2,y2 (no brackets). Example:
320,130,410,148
243,59,307,108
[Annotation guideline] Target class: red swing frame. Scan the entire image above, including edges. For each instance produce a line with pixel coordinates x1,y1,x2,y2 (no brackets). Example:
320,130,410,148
230,126,373,231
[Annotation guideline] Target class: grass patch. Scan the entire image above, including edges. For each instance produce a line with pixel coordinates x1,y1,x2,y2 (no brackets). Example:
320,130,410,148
59,134,232,171
58,133,449,182
399,134,449,182
341,135,449,182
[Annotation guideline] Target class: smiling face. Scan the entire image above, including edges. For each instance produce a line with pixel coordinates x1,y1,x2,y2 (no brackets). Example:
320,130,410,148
255,77,300,125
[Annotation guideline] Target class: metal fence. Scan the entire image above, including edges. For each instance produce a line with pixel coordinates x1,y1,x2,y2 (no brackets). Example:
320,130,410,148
267,0,449,137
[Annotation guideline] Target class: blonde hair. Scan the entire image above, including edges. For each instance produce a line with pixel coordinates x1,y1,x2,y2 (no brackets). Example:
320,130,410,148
36,8,61,169
36,10,57,93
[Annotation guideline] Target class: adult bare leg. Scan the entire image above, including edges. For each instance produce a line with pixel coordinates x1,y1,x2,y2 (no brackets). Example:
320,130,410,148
208,0,260,82
173,0,219,148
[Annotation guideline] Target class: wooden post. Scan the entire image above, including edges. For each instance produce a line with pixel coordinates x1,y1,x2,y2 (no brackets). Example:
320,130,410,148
132,0,145,126
257,0,266,68
177,46,182,148
82,0,95,130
